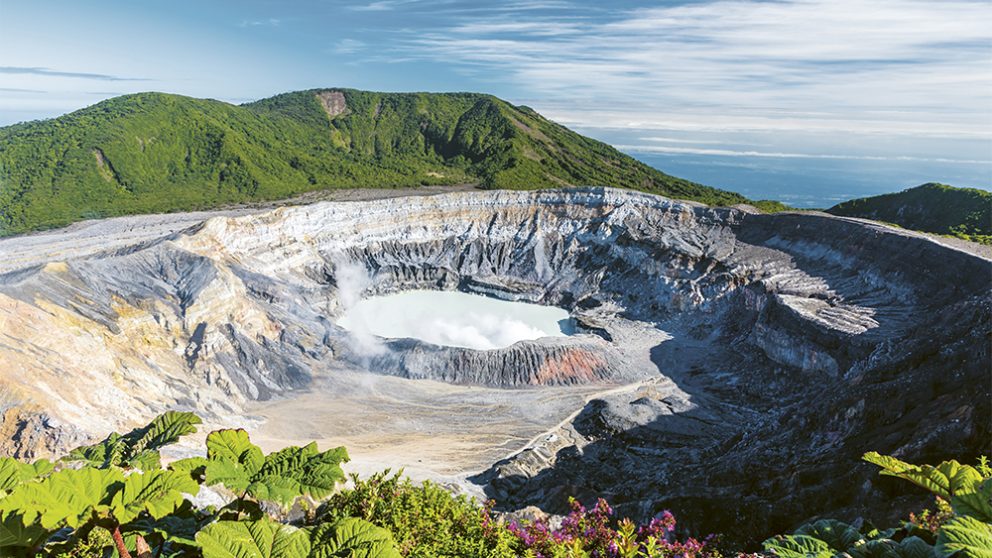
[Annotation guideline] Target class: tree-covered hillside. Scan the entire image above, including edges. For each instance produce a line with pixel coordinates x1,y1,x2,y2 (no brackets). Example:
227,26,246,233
0,89,748,235
827,183,992,244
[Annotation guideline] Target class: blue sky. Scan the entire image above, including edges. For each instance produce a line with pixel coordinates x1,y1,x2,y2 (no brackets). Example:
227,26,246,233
1,0,990,203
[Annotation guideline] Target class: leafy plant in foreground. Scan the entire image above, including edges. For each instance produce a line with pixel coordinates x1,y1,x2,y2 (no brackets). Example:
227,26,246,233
196,517,402,558
321,469,722,558
65,411,203,470
0,412,391,558
169,427,349,515
320,470,517,557
3,411,989,557
0,457,53,495
764,453,992,558
0,452,198,556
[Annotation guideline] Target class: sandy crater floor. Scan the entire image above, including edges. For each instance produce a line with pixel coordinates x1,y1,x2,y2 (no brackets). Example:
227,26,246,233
249,319,673,493
250,371,640,491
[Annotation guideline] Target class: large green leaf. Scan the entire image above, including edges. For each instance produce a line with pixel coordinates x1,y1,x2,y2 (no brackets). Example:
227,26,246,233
763,534,834,558
131,412,203,455
863,452,985,500
66,412,202,469
65,432,125,469
246,476,304,506
936,516,992,558
130,450,164,472
126,506,213,549
898,536,939,558
308,518,401,558
0,458,53,495
197,519,311,558
169,457,211,482
952,478,992,522
204,430,348,506
0,511,52,549
257,442,320,477
0,467,123,529
253,443,349,504
795,519,864,551
205,457,253,494
297,447,350,500
848,536,937,558
110,470,199,524
206,429,264,476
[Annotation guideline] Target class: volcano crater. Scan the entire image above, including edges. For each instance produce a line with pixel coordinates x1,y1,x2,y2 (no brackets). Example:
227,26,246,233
0,187,988,544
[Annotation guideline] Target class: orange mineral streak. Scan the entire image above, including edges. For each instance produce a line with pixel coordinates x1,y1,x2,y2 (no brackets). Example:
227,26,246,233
533,348,608,386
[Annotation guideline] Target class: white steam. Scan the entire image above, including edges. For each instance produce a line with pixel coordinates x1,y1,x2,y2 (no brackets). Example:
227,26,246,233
336,290,573,351
333,258,386,358
422,312,550,350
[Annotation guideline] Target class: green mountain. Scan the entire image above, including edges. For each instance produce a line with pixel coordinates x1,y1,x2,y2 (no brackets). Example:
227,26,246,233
0,88,750,235
826,182,992,244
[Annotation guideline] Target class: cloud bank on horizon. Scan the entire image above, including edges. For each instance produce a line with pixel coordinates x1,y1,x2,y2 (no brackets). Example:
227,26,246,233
0,0,989,193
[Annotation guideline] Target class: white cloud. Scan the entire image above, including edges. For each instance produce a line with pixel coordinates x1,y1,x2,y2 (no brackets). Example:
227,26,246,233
451,21,582,37
402,0,992,142
540,104,992,140
349,0,424,12
333,38,367,54
617,144,990,165
640,136,740,145
239,18,281,27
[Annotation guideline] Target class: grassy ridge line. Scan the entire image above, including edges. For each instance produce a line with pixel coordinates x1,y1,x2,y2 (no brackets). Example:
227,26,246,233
826,182,992,244
0,88,752,236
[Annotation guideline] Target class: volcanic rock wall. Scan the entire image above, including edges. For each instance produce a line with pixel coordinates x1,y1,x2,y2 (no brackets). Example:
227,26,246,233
0,188,988,544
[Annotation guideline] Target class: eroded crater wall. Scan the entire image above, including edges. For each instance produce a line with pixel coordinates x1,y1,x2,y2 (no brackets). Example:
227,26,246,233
0,188,987,544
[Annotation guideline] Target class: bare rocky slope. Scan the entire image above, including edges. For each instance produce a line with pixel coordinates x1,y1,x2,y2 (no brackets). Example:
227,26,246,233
0,187,988,545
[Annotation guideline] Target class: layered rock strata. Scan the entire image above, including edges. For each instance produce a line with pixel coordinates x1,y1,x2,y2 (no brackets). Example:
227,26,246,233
0,187,987,544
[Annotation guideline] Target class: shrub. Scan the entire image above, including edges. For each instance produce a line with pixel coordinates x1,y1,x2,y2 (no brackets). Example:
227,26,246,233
1,410,987,558
504,498,717,558
320,470,517,558
764,453,992,558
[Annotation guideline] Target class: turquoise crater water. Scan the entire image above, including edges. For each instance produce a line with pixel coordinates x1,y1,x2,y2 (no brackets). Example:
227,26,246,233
336,290,575,350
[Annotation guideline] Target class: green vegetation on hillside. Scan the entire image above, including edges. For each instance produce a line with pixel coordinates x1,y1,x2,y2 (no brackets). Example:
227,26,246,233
0,412,989,557
827,183,992,244
765,453,992,558
0,88,748,235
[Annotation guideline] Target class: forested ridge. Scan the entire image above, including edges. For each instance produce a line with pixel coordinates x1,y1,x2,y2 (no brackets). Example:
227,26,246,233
0,88,750,235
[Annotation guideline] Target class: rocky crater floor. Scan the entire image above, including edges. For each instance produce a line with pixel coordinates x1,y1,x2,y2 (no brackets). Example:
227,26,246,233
0,187,988,545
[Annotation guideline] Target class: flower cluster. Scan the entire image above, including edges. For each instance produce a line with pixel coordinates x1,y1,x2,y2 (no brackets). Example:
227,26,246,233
907,497,954,535
503,497,717,558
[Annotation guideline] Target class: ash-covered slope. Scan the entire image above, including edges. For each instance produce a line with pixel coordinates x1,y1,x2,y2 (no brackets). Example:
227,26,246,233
0,188,988,544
